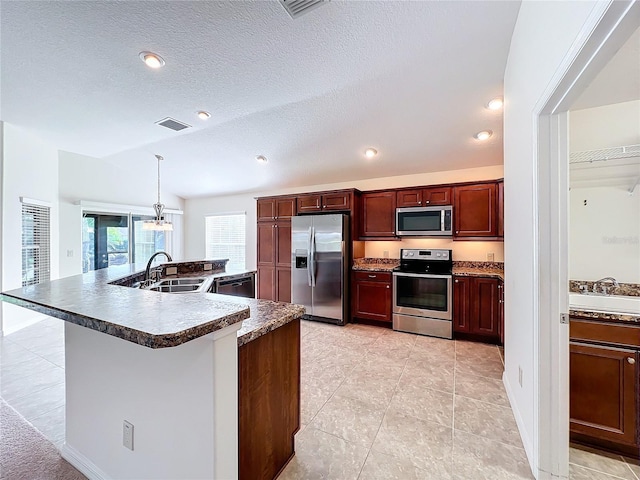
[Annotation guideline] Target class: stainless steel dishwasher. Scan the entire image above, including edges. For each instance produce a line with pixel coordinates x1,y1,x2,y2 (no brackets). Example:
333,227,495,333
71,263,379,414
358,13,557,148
213,273,255,298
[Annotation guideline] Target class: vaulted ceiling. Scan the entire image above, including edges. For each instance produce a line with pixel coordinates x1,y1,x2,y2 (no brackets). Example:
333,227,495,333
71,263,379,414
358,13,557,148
1,1,522,198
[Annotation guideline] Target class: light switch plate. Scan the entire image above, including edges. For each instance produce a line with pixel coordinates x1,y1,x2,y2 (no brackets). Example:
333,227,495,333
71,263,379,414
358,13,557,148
165,266,178,276
123,420,134,450
204,263,212,271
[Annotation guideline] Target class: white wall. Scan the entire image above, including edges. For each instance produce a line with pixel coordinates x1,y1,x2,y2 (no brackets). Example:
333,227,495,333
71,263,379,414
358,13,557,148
185,165,504,267
1,123,60,326
570,100,640,151
58,151,186,278
503,0,600,475
570,185,640,283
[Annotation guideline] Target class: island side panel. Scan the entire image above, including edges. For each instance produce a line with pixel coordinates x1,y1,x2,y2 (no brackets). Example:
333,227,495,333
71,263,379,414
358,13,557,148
63,321,241,480
238,318,300,480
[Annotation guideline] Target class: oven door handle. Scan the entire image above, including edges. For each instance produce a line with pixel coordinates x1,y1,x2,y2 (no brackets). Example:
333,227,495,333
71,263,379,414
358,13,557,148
392,272,452,280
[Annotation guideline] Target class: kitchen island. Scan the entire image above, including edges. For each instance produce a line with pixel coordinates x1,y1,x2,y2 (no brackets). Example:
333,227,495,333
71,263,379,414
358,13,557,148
1,262,304,480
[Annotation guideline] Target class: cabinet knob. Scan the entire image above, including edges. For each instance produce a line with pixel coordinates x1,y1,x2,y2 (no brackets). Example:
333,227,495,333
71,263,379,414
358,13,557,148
455,279,459,283
425,200,430,204
456,231,459,234
386,285,390,289
418,201,422,205
628,357,636,365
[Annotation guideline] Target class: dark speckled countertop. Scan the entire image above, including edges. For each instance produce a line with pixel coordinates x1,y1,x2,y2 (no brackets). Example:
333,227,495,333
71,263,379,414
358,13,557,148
1,263,304,349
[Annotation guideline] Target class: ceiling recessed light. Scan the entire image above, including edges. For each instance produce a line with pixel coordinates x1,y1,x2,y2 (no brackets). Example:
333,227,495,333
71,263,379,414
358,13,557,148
486,98,503,110
364,148,378,158
256,155,268,163
197,111,211,120
139,51,165,69
474,130,493,141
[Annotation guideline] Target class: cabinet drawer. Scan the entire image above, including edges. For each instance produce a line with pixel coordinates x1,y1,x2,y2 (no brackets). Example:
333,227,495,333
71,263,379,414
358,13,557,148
570,318,640,348
354,271,392,282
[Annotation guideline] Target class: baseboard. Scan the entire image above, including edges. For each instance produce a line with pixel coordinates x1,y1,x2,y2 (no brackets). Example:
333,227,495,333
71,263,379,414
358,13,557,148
60,443,110,480
503,371,537,479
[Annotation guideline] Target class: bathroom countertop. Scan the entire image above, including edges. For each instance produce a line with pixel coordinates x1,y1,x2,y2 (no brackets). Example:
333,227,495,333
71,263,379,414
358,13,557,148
569,309,640,324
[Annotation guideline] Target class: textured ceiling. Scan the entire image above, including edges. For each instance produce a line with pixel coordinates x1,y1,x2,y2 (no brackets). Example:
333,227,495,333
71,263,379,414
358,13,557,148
1,1,521,199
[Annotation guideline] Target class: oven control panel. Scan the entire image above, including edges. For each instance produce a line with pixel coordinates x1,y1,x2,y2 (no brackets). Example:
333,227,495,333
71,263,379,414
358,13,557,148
400,249,450,261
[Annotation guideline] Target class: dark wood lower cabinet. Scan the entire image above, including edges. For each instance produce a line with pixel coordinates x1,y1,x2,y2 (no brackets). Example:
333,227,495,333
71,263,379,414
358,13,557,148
453,275,502,344
352,272,392,322
239,319,300,480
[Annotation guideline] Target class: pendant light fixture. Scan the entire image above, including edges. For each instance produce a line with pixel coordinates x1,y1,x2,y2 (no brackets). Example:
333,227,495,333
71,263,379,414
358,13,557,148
142,154,173,231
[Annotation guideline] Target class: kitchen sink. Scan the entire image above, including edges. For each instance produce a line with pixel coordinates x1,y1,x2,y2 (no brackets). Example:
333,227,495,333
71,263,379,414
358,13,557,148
144,277,213,294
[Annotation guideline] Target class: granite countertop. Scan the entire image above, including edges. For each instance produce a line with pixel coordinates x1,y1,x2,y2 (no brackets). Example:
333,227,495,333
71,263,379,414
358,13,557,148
569,309,640,324
0,263,255,349
453,261,504,281
353,258,400,272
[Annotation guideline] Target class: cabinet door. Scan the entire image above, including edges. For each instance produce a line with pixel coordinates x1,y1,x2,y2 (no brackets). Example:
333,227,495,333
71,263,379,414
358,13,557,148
257,198,276,222
353,278,392,322
453,183,497,237
276,267,291,303
275,221,291,268
570,343,638,446
322,192,351,211
276,197,296,219
497,181,504,237
257,266,276,300
396,189,423,207
257,223,275,265
423,187,452,206
297,195,322,213
361,192,396,237
471,277,501,338
453,276,471,333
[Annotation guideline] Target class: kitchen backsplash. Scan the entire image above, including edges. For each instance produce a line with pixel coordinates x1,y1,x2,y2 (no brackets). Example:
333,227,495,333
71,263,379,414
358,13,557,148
569,280,640,297
363,239,504,262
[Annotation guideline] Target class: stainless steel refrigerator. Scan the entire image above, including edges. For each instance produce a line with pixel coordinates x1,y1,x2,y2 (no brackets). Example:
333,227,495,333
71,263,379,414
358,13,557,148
291,214,349,325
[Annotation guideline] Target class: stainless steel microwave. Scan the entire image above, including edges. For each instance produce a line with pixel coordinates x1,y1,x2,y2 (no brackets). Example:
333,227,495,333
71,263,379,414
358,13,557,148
396,205,453,236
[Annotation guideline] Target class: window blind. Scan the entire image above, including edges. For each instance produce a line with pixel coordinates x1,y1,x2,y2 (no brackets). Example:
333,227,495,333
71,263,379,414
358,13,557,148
205,214,246,270
22,202,51,286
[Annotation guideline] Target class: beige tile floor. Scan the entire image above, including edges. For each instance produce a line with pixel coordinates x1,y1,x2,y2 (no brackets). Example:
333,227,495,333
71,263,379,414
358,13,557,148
0,317,638,479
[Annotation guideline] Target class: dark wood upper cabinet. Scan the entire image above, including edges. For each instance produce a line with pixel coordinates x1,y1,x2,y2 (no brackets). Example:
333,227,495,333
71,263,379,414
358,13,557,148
297,194,322,213
570,342,638,447
361,191,396,238
497,180,504,238
453,183,498,237
257,196,297,220
322,191,351,210
397,187,452,207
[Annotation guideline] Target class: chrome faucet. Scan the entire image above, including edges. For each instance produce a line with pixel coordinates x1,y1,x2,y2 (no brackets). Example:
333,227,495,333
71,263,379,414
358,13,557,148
592,277,619,295
143,251,173,286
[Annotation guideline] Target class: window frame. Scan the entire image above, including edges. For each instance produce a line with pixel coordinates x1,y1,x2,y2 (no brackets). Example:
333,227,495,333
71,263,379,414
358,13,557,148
21,198,51,287
204,212,247,270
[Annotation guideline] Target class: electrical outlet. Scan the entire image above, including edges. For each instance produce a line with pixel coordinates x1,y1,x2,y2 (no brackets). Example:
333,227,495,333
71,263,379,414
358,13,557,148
203,263,212,271
165,266,178,276
383,250,389,258
123,420,134,450
518,366,523,387
487,252,495,262
66,249,74,257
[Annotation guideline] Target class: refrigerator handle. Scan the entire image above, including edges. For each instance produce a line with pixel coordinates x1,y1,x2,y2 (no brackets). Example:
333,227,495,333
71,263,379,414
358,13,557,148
307,227,313,287
310,226,316,287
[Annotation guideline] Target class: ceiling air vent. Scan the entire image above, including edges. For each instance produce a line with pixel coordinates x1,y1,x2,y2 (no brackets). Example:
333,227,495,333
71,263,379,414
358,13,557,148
155,117,191,132
279,0,328,19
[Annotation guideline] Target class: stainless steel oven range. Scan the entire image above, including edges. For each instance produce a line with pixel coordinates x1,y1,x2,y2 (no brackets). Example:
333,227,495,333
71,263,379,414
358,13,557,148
392,248,453,339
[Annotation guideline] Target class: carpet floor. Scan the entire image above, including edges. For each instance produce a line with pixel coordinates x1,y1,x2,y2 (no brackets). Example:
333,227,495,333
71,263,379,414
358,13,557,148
0,399,85,480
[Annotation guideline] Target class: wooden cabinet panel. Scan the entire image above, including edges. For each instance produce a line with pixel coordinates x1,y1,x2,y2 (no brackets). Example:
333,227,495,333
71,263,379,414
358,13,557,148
257,223,275,265
276,222,291,268
453,276,471,333
396,189,423,207
570,343,638,446
257,266,276,300
276,267,291,303
257,198,276,222
276,197,296,219
361,191,396,237
239,319,300,480
397,187,452,207
497,181,504,238
472,277,500,337
352,272,392,322
297,195,322,212
323,191,351,210
423,187,452,206
453,183,497,237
